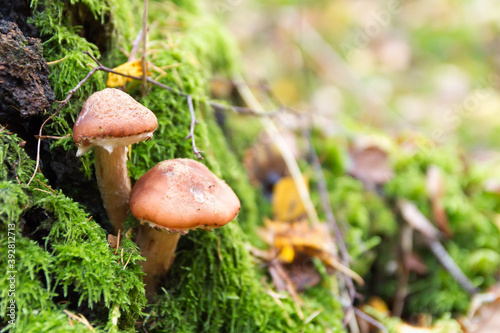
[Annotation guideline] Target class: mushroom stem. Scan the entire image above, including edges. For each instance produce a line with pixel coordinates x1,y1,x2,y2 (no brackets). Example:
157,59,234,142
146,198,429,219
94,145,131,233
135,225,181,297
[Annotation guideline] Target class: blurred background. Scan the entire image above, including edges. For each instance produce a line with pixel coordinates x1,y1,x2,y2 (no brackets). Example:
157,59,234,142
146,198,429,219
213,0,500,152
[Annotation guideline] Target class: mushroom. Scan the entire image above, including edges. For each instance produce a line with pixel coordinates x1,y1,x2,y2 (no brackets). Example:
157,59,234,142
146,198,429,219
73,88,158,233
129,158,240,295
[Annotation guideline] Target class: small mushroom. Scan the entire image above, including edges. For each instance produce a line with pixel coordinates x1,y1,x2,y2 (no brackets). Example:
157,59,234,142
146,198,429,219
73,88,158,233
129,158,240,295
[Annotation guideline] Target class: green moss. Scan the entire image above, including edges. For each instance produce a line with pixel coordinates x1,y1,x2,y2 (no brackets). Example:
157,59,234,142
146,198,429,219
14,307,93,332
148,225,278,332
4,0,324,331
363,304,463,333
305,155,397,279
125,4,310,330
383,144,500,316
0,131,146,331
17,0,496,328
305,126,500,319
181,18,241,75
128,46,208,179
202,111,261,237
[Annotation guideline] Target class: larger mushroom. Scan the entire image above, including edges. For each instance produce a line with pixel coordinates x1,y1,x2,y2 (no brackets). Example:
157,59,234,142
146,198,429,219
73,88,157,233
129,158,240,295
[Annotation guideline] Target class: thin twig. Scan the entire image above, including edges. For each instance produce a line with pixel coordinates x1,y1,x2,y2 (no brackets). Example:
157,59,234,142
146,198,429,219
353,307,388,333
27,62,100,186
209,101,279,116
338,276,360,333
129,29,143,61
233,72,321,226
84,52,204,157
32,188,56,195
398,200,478,295
29,50,281,184
210,78,302,116
116,229,121,251
87,52,274,119
255,78,303,116
392,224,412,317
28,51,210,184
305,129,360,327
34,134,71,140
47,56,67,65
63,310,95,331
34,178,58,194
185,95,203,159
426,238,479,295
141,0,148,95
303,310,323,325
123,249,134,270
83,53,274,153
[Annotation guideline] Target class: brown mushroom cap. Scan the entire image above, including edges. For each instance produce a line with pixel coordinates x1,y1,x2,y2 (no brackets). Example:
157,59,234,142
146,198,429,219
130,159,241,231
73,88,158,156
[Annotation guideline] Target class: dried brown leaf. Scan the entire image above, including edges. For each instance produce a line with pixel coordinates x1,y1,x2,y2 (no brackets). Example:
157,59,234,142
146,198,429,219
404,252,428,275
107,234,118,249
426,166,452,237
464,286,500,333
348,145,393,186
284,259,322,292
243,133,288,187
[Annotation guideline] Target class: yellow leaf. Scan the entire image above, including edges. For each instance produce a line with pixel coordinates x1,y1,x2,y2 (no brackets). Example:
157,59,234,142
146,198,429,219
106,59,148,88
263,218,290,234
366,296,390,315
272,176,308,221
276,243,295,263
264,219,337,267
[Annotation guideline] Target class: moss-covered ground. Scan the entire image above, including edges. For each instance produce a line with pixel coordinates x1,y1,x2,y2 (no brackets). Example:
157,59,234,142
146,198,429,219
2,0,500,332
1,0,344,331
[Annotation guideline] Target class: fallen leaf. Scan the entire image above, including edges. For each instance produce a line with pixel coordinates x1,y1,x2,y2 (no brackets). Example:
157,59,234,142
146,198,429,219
426,165,445,199
366,296,390,316
348,142,393,186
268,264,287,292
277,243,295,263
404,252,428,275
243,132,300,194
106,59,150,87
463,285,500,333
426,165,452,237
244,137,286,189
284,259,322,292
260,218,365,285
272,176,308,221
107,234,118,249
268,261,304,319
260,219,337,268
